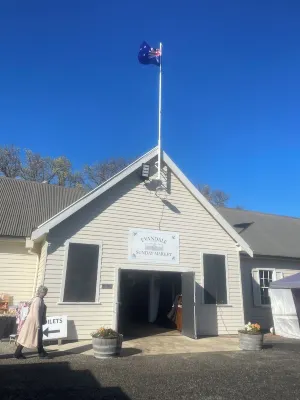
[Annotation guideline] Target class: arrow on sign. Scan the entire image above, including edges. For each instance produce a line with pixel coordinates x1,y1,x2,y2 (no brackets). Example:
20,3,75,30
43,327,60,337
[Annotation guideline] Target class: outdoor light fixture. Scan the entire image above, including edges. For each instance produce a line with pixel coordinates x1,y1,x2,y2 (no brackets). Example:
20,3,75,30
141,163,150,180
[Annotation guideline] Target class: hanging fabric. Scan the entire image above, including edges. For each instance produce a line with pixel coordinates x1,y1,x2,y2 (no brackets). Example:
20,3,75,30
148,274,160,323
16,302,30,335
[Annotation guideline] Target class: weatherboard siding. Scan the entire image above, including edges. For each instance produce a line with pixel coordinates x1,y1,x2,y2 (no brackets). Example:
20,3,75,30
0,239,37,304
43,161,244,339
241,256,300,329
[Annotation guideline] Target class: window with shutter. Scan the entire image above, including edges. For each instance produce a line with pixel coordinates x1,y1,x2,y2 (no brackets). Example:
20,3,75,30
203,253,228,304
252,269,277,306
251,269,261,307
61,241,102,303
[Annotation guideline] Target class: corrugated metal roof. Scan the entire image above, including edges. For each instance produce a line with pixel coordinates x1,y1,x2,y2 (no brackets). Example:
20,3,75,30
0,177,85,237
219,207,300,258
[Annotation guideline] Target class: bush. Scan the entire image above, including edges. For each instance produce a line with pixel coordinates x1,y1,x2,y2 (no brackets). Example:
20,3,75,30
91,327,119,339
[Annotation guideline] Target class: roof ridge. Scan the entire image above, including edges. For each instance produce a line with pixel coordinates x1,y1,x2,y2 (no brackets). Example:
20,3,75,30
223,207,300,221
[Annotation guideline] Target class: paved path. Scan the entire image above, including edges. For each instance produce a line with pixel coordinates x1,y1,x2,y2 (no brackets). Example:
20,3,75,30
46,333,240,357
1,339,300,399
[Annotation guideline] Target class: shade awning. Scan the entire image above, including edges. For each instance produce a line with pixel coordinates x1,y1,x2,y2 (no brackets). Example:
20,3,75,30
270,272,300,289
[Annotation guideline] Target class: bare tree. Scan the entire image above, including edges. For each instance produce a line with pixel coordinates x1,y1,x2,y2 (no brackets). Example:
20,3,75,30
46,156,84,187
0,144,132,191
65,171,85,188
212,189,230,208
197,184,212,203
21,150,54,182
0,145,22,178
1,146,232,207
51,156,72,186
84,158,129,189
197,184,230,207
0,145,128,189
19,150,84,187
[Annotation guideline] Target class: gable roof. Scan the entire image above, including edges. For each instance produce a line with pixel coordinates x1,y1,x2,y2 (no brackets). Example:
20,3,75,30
219,207,300,259
31,147,253,256
0,177,85,237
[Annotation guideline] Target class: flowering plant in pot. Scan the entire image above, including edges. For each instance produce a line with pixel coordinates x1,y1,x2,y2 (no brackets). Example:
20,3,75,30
238,322,263,350
91,327,123,359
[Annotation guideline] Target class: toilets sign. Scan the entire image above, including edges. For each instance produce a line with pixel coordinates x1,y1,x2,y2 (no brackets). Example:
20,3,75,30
128,229,179,264
42,315,67,340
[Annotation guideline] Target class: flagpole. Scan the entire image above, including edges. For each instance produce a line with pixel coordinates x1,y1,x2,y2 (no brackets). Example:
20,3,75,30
157,42,162,181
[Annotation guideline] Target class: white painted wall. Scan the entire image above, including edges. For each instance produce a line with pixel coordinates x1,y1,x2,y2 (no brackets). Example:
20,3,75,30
42,160,244,339
0,239,38,305
241,256,300,329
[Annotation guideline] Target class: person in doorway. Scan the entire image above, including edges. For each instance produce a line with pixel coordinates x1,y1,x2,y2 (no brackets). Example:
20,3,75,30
14,285,50,360
167,294,182,331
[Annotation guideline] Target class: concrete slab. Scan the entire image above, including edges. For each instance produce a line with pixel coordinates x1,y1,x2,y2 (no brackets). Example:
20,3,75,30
46,334,240,357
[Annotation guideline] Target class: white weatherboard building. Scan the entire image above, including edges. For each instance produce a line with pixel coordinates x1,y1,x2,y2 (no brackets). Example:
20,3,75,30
1,147,300,340
219,207,300,330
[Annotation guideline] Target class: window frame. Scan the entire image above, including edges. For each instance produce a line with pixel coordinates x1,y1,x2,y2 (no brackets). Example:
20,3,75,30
252,268,275,308
200,250,229,306
59,238,103,304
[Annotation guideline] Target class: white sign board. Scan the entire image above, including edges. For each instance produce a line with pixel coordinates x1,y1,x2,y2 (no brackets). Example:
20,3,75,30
128,229,179,264
42,315,67,340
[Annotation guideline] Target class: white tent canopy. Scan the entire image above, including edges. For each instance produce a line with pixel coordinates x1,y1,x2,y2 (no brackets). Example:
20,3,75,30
270,273,300,339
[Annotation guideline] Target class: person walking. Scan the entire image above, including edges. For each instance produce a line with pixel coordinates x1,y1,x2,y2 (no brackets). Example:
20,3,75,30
14,285,50,360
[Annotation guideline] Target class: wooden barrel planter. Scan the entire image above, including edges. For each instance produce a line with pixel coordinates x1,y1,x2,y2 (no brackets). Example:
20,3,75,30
238,331,263,351
92,334,123,359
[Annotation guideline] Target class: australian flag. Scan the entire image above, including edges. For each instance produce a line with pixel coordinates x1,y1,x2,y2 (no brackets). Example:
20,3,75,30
138,41,161,66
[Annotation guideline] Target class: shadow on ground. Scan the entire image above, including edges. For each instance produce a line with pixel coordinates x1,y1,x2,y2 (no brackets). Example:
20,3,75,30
0,362,131,400
0,343,142,360
263,335,300,352
49,345,142,358
50,343,142,358
121,323,179,340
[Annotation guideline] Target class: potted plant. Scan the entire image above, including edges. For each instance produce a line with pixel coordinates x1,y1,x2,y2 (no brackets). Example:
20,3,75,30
91,327,123,359
238,322,263,351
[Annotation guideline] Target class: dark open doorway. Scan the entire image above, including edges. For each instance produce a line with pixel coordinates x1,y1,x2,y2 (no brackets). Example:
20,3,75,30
118,270,182,338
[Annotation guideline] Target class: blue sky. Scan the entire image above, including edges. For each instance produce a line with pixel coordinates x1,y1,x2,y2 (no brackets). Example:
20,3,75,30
0,1,300,215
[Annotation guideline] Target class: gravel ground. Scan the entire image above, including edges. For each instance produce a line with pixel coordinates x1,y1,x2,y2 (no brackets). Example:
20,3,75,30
1,340,300,399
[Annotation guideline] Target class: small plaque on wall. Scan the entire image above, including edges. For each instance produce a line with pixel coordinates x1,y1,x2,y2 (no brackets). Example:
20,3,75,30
102,284,113,289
